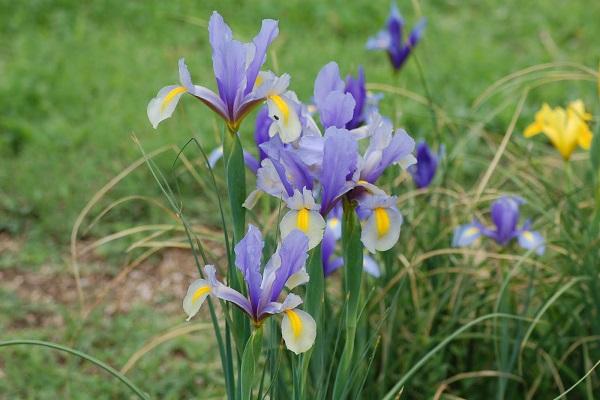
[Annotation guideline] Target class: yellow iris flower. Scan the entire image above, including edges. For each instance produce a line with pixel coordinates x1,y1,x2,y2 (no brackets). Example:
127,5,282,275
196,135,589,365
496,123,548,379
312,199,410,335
524,100,593,160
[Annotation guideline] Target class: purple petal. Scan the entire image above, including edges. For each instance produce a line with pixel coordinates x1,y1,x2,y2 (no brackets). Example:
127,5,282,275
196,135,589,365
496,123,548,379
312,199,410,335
322,226,343,276
244,19,279,95
204,265,252,316
387,2,404,56
314,62,345,108
409,141,438,188
517,229,545,256
243,151,259,174
234,225,264,313
319,91,356,129
269,230,309,302
261,137,314,192
344,66,366,129
212,39,249,118
178,58,229,120
319,127,358,215
363,128,415,183
490,197,522,245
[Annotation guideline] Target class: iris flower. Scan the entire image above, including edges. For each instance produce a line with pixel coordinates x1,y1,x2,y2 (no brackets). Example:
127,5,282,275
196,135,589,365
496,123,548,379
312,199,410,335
183,225,316,354
148,11,300,140
453,196,545,255
243,62,415,255
524,100,593,160
366,2,426,71
409,141,442,188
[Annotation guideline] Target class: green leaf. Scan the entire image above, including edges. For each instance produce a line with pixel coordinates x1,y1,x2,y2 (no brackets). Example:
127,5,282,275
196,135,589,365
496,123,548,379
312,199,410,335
241,328,264,400
332,200,363,399
300,244,324,397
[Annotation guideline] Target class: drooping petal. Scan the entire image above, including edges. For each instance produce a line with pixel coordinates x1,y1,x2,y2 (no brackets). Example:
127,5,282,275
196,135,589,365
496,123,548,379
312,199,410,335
204,265,253,316
517,230,545,255
261,293,304,316
319,91,356,129
183,278,211,321
366,29,391,51
267,94,302,143
363,255,381,278
234,225,264,312
281,308,316,354
360,197,403,253
319,127,359,215
256,158,293,199
280,208,326,250
452,222,482,247
285,268,310,290
245,19,279,95
147,85,187,129
179,58,229,120
261,137,314,191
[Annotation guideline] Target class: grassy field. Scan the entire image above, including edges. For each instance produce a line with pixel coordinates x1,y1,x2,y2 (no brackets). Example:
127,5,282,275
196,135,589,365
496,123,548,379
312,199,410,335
1,0,599,398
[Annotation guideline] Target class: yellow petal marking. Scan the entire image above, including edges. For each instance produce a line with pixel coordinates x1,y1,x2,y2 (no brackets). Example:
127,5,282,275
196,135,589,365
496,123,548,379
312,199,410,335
328,217,339,230
522,231,534,242
296,208,310,233
269,95,290,124
254,75,264,88
191,286,211,304
161,86,187,112
465,227,480,237
374,207,390,238
285,309,303,337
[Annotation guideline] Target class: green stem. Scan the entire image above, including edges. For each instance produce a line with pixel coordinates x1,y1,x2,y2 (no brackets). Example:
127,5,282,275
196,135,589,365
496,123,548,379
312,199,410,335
240,327,264,400
0,340,148,399
222,128,251,355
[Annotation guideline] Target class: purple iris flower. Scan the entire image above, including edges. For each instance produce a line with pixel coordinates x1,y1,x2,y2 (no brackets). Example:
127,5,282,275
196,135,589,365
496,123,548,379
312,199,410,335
202,225,308,320
148,12,288,132
344,67,367,130
409,141,440,188
366,2,426,72
184,225,317,354
453,196,545,255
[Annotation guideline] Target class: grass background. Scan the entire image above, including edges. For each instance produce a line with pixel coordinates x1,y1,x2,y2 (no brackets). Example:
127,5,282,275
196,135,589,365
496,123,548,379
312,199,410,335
0,0,598,398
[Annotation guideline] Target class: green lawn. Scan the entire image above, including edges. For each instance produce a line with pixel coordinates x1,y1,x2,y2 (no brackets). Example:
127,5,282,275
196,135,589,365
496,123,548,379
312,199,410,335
1,0,599,398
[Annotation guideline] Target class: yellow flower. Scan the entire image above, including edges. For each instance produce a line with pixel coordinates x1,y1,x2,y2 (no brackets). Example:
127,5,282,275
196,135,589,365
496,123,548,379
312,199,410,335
524,100,593,160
